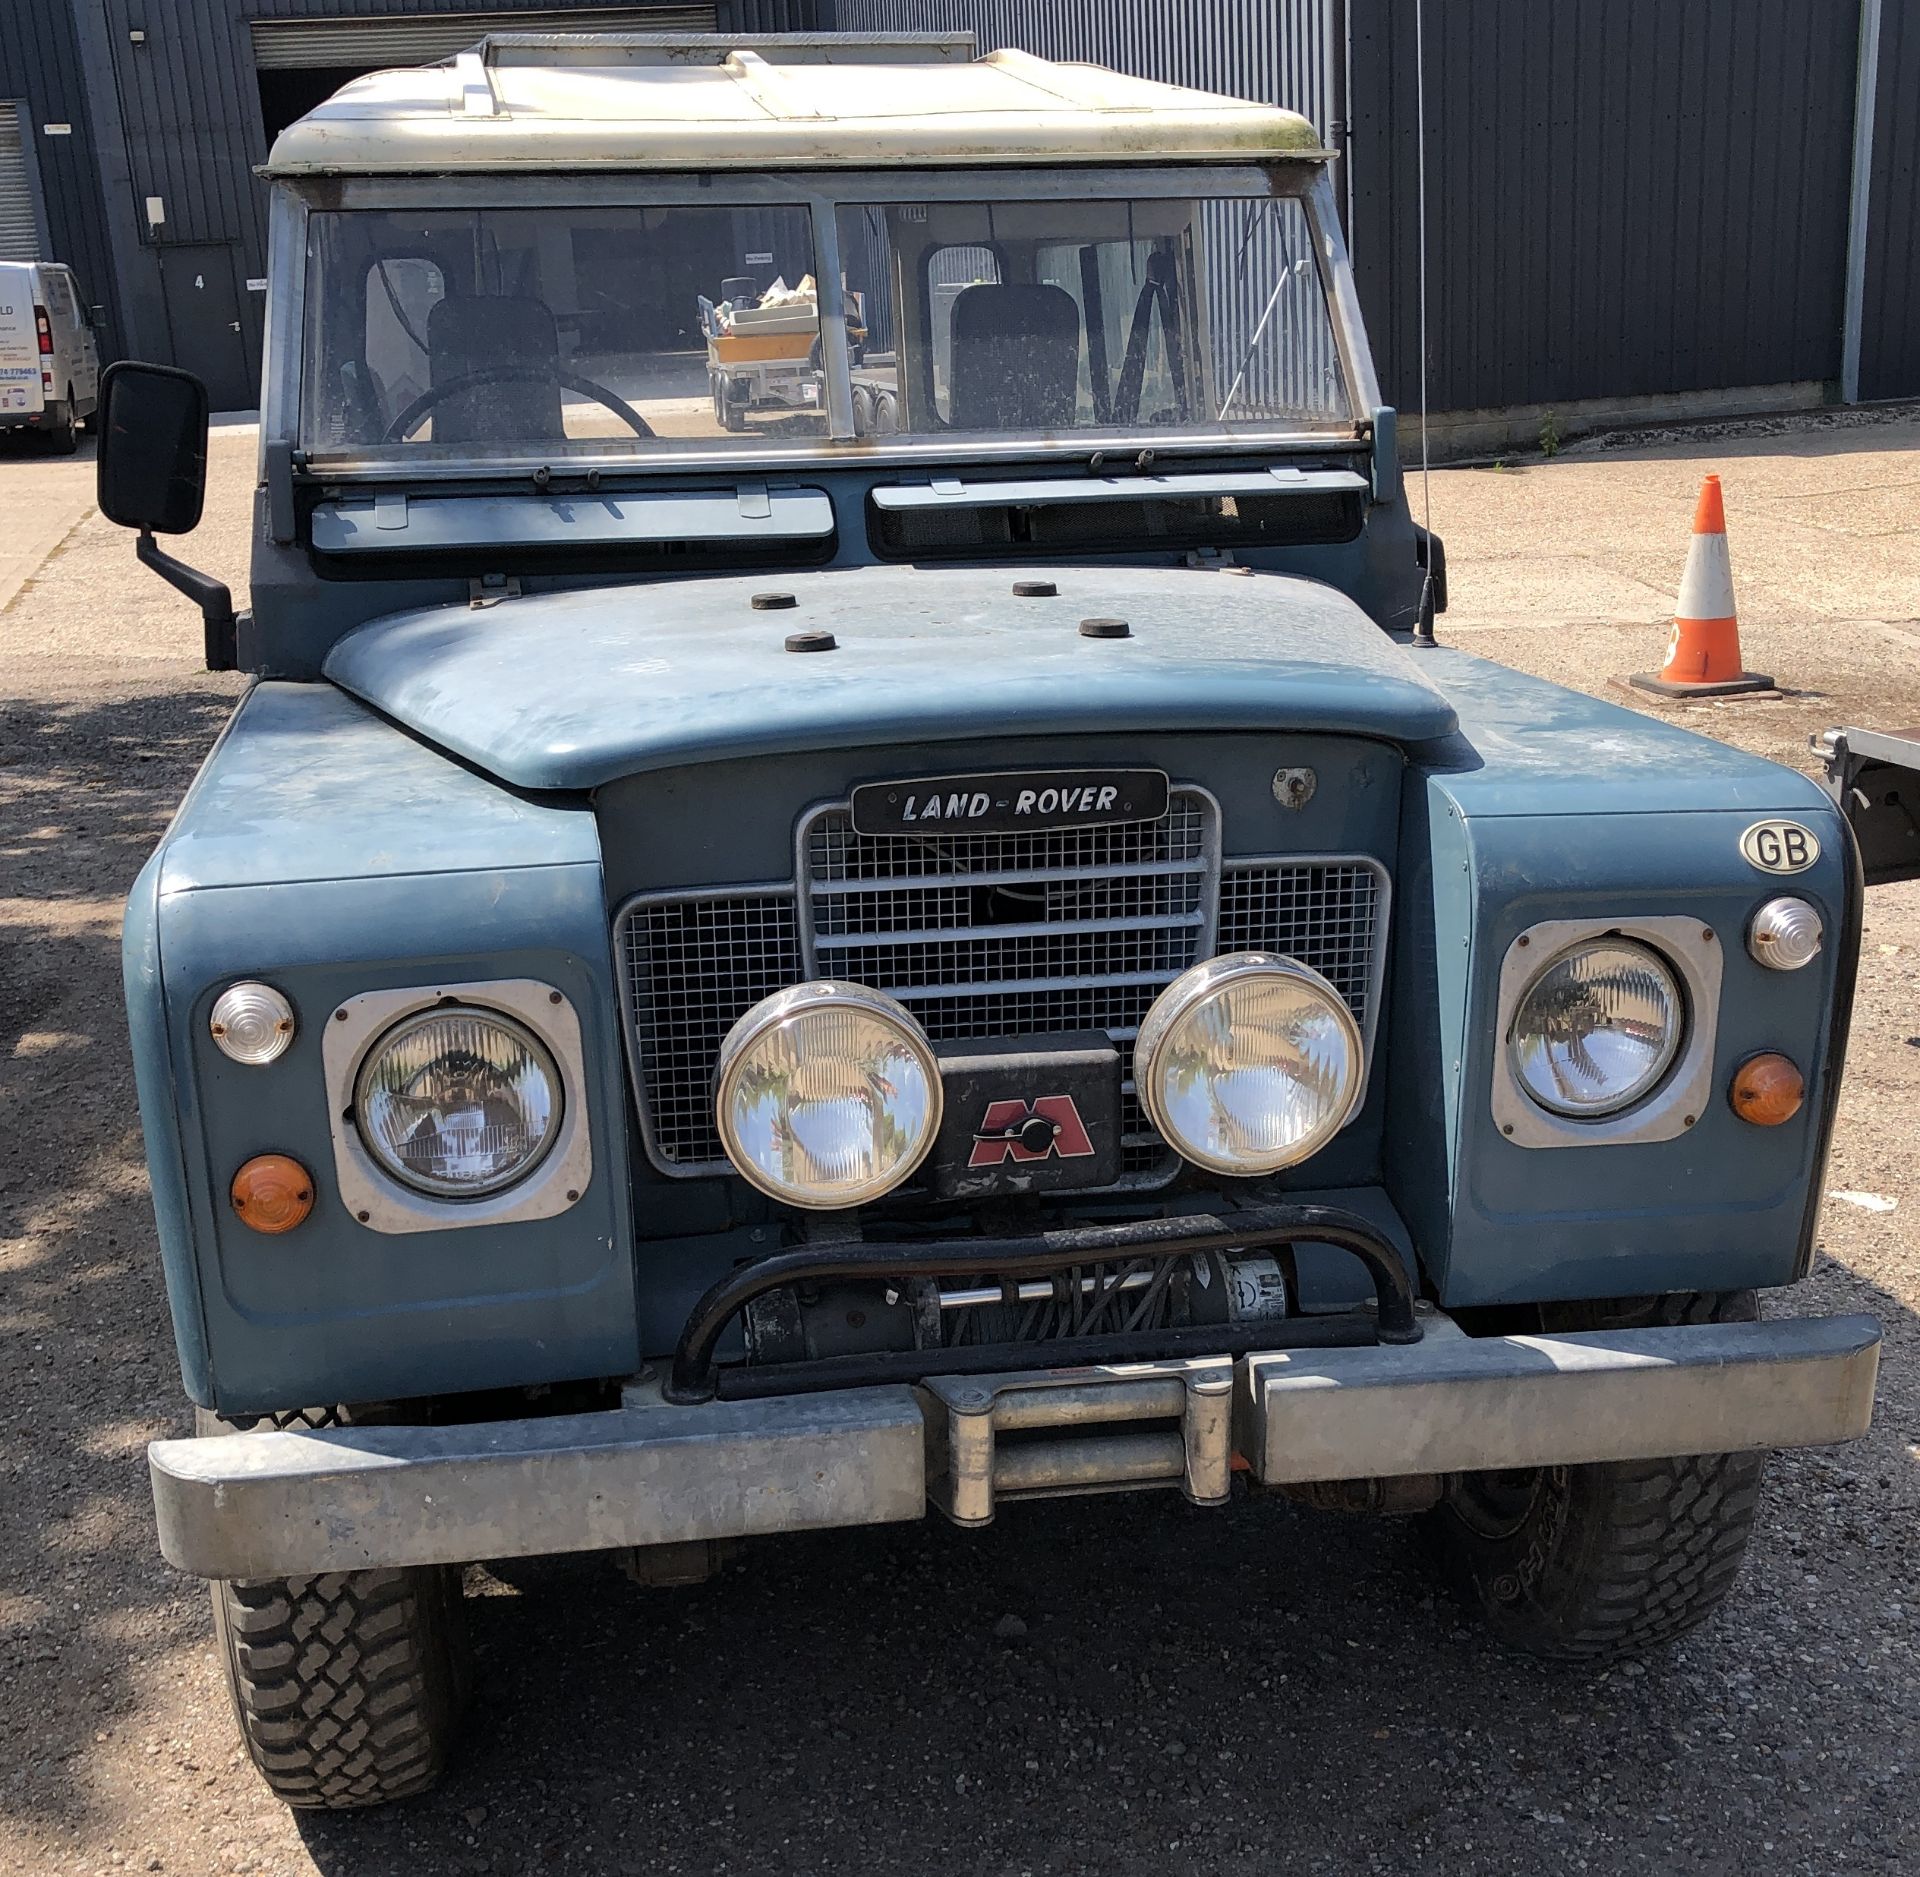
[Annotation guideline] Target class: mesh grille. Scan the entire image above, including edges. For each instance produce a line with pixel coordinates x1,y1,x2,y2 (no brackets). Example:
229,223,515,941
616,799,1386,1182
620,892,801,1169
1217,860,1384,1038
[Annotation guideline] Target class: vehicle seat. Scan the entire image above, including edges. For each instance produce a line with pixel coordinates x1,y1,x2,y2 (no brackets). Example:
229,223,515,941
426,294,565,444
946,283,1081,430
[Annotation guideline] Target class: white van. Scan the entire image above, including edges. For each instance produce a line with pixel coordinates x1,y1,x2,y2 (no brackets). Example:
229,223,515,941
0,261,101,453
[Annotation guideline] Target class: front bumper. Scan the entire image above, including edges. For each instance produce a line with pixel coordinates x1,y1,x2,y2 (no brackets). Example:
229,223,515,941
150,1308,1880,1581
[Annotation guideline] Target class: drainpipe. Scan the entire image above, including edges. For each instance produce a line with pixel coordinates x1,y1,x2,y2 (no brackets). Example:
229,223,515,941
1840,0,1883,405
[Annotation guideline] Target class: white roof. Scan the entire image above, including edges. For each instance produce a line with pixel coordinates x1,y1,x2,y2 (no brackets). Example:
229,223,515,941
265,34,1327,175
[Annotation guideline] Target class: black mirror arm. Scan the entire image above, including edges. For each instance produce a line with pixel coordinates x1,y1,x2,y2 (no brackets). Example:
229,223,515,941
137,529,237,671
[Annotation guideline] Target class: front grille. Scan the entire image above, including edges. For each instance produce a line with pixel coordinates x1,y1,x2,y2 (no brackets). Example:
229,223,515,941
802,792,1219,1181
615,790,1388,1183
1217,859,1385,1041
620,890,800,1170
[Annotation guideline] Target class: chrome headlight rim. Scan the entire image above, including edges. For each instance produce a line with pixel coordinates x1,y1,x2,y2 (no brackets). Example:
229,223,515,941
714,980,943,1210
1505,936,1685,1120
320,979,593,1235
1135,951,1366,1177
352,1002,566,1199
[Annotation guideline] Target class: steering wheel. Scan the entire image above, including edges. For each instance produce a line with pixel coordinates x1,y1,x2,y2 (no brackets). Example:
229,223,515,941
383,365,656,443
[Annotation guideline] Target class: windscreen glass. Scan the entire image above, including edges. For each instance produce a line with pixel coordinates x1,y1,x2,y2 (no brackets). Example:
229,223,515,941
301,204,826,454
298,189,1352,459
836,194,1349,440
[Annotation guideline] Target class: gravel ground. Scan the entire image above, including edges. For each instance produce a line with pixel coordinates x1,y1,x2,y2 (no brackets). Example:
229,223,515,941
1,419,1917,1877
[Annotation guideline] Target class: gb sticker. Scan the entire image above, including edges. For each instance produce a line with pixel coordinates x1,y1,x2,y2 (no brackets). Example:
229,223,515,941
1740,820,1821,874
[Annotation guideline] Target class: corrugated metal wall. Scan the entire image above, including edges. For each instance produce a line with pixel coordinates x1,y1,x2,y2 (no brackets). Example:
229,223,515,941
13,0,1912,409
1346,0,1861,414
1860,0,1920,400
828,0,1338,135
0,0,118,329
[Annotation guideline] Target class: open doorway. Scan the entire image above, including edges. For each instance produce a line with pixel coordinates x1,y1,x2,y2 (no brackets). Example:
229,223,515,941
250,6,719,146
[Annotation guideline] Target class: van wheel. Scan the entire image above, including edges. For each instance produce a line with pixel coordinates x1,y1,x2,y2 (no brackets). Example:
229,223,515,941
1430,1291,1767,1660
45,390,78,455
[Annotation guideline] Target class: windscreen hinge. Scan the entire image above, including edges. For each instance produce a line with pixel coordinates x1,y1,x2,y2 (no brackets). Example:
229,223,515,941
736,480,771,520
468,573,521,610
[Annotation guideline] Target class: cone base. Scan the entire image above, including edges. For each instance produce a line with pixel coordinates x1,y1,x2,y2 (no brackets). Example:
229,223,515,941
1628,669,1777,699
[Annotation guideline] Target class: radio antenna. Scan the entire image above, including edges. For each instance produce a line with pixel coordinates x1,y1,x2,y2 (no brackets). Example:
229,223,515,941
1412,0,1437,647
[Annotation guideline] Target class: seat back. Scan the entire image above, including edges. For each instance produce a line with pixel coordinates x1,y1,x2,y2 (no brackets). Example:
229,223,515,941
427,294,564,444
946,283,1081,430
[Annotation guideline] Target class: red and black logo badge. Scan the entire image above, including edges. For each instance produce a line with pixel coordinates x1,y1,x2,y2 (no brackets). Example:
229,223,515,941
969,1094,1097,1168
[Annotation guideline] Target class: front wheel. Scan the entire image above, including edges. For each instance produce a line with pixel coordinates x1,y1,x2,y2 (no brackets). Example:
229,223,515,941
213,1565,469,1808
1430,1291,1767,1660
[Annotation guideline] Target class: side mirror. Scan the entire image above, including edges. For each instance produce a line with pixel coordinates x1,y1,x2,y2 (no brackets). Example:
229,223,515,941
89,304,108,331
96,361,237,671
98,360,209,534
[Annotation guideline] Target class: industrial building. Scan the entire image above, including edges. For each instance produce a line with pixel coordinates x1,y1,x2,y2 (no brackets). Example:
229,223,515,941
1,0,1914,436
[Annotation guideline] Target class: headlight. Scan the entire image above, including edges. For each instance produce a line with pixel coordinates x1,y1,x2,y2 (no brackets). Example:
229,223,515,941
354,1006,562,1197
1134,953,1364,1176
715,982,941,1208
1507,939,1683,1117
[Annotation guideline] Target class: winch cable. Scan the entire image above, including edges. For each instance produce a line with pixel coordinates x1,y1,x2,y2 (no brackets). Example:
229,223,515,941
1412,0,1438,647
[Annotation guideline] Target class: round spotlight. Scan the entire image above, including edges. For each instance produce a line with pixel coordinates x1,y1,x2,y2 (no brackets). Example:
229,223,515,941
209,982,296,1065
1134,954,1364,1176
714,982,941,1209
1748,897,1823,971
354,1007,562,1197
1508,939,1683,1118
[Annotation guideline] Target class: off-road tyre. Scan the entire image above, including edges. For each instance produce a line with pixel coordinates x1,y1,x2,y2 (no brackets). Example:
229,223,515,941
212,1566,468,1807
1431,1290,1768,1661
197,1406,469,1807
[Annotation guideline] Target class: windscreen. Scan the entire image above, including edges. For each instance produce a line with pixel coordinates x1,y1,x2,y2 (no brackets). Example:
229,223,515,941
301,204,826,455
837,195,1349,440
299,189,1351,460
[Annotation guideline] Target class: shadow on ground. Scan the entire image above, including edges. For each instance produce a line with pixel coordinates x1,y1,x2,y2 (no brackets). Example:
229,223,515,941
0,684,238,1845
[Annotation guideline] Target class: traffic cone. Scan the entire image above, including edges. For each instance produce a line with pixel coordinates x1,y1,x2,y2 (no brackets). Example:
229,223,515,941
1630,475,1774,698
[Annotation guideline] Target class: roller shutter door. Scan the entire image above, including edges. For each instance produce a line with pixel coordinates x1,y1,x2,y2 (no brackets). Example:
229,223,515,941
0,104,43,261
250,7,718,69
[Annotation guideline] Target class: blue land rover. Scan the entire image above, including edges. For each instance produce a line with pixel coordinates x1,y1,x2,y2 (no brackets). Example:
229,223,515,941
95,34,1879,1809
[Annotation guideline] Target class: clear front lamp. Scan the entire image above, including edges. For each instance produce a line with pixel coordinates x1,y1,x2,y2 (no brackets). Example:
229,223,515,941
1749,897,1823,971
1508,940,1683,1117
209,981,296,1065
1135,954,1364,1176
354,1007,561,1196
715,983,941,1209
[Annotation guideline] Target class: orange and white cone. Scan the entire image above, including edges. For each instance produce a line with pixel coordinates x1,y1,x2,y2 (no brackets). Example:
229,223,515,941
1630,474,1773,698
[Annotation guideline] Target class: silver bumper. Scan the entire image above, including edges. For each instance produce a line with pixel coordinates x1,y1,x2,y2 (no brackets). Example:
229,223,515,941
150,1311,1880,1581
